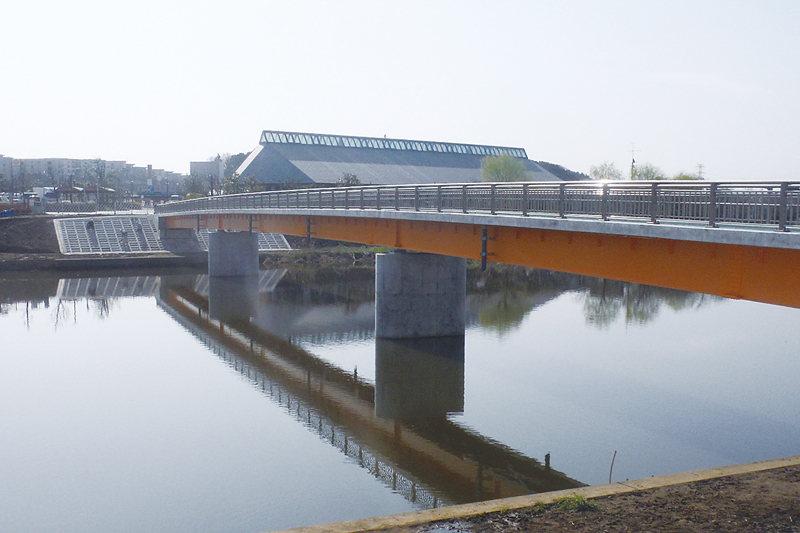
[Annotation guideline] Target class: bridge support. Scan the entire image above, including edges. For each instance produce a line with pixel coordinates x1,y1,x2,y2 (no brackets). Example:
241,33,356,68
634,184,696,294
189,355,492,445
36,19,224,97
375,252,466,338
207,230,259,277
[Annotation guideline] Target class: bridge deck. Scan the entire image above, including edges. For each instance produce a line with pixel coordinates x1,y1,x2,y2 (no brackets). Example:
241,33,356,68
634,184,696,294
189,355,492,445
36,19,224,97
157,181,800,308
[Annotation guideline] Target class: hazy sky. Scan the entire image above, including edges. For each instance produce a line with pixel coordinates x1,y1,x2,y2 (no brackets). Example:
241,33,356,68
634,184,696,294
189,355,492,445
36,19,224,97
2,1,798,180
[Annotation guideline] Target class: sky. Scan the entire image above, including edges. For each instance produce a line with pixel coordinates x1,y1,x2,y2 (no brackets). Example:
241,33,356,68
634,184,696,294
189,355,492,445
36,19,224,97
1,0,798,181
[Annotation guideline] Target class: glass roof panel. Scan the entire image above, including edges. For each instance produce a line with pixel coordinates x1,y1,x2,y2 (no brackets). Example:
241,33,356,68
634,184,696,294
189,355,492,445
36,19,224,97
259,130,527,159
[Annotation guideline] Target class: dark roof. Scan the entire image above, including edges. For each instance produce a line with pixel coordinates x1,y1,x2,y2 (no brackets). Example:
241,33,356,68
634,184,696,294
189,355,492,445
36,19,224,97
236,130,558,185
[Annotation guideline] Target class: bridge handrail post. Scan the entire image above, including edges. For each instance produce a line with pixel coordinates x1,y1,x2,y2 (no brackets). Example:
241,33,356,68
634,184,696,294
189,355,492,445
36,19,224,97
601,183,609,221
462,185,468,213
559,183,566,218
395,187,400,211
414,186,420,211
708,182,718,228
345,188,349,210
490,184,496,215
522,183,528,216
650,182,659,224
360,188,365,210
376,188,381,210
437,186,442,213
778,182,789,231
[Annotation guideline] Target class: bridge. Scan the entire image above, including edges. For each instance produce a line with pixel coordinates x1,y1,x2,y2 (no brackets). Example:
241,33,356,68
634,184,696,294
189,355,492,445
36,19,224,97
157,180,800,309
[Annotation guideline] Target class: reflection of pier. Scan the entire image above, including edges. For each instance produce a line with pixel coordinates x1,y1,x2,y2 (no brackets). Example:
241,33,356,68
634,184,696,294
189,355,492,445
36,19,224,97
191,269,287,297
157,278,583,509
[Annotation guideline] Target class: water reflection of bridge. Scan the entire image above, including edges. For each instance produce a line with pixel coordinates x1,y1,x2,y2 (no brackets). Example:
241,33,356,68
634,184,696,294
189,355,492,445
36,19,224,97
156,278,583,509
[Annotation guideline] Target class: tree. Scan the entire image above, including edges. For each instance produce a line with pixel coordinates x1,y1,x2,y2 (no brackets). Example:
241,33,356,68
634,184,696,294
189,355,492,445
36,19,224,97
589,161,622,181
336,173,361,187
481,155,529,182
672,171,703,180
183,174,208,197
224,152,248,177
89,159,107,203
223,172,245,194
244,175,263,193
631,162,666,181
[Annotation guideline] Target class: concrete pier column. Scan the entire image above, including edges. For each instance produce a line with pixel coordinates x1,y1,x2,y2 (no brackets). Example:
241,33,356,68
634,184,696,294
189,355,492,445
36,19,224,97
208,230,259,277
375,252,466,339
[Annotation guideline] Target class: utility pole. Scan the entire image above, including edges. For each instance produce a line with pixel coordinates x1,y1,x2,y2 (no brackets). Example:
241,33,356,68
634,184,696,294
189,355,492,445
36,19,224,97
697,164,704,180
630,143,636,179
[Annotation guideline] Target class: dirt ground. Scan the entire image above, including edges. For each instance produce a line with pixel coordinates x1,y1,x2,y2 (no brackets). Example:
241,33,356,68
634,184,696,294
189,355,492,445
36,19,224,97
0,215,61,254
385,465,800,533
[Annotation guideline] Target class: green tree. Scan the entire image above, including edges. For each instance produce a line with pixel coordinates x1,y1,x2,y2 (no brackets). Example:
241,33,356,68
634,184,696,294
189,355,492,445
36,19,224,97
244,175,263,192
223,172,245,194
336,173,361,186
672,171,702,180
481,155,529,182
589,161,622,181
631,162,666,181
183,174,208,197
224,152,248,177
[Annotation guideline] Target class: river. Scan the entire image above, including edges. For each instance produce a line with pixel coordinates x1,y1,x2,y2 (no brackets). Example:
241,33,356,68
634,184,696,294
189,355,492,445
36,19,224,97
1,265,798,532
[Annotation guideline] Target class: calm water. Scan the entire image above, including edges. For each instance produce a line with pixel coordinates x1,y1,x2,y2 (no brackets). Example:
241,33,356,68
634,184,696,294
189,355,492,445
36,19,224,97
1,266,799,532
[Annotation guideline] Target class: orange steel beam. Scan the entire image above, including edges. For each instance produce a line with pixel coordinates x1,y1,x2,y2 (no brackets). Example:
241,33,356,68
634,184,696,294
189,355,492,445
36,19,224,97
165,213,800,309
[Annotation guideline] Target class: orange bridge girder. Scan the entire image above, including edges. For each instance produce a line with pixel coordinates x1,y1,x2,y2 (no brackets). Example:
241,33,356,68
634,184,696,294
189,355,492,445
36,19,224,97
163,212,800,309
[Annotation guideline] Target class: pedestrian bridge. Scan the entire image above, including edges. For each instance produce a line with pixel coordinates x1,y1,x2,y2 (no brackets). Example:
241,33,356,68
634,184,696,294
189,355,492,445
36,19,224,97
156,180,800,308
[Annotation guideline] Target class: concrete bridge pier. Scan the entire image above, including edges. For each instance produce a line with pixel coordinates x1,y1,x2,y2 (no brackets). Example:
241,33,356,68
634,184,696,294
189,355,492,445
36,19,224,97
375,252,466,338
207,230,259,277
207,230,259,321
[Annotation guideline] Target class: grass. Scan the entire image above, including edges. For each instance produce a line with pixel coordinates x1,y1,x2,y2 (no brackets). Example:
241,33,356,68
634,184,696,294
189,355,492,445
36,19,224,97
554,493,599,512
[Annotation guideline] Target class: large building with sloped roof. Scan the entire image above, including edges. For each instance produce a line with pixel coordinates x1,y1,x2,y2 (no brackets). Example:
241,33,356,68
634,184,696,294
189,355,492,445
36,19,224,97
235,130,562,186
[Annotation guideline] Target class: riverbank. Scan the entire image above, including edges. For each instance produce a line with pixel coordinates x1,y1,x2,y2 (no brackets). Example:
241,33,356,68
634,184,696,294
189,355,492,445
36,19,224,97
279,456,800,533
0,215,383,271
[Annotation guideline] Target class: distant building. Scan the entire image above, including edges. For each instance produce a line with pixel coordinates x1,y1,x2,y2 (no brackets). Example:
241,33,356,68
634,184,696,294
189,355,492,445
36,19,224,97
189,156,225,190
235,130,561,186
0,156,184,195
0,155,11,185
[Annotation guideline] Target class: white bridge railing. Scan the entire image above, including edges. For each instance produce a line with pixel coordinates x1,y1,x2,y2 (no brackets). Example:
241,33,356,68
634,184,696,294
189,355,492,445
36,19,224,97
156,181,800,231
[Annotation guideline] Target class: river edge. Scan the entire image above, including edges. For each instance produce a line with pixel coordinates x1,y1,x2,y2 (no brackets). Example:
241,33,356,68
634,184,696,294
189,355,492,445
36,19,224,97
275,456,800,533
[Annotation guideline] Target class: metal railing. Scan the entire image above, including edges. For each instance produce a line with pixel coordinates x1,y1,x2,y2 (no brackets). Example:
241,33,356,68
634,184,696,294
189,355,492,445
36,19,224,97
46,201,146,215
155,181,800,232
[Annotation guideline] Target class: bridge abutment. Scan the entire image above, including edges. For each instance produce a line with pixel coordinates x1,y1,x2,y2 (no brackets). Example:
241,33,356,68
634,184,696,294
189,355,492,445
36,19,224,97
375,252,466,338
207,230,259,277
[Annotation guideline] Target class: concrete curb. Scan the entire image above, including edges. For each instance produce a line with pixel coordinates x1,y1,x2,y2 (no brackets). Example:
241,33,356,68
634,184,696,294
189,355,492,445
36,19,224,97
272,455,800,533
